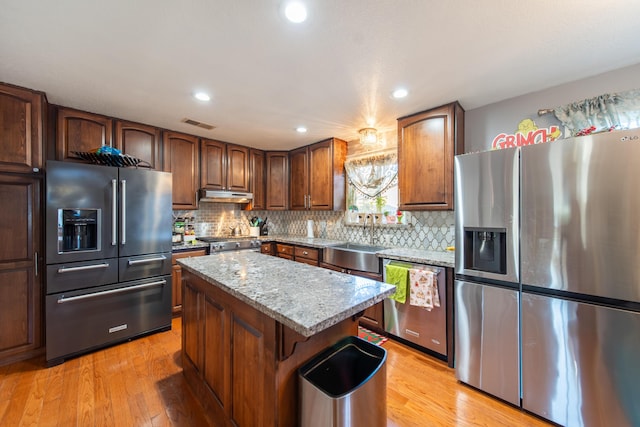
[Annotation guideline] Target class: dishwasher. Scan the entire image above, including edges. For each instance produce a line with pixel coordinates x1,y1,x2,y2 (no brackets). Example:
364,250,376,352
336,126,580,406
383,259,447,358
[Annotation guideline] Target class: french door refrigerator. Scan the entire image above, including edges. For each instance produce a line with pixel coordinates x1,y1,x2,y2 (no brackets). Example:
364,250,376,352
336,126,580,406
45,160,173,365
520,130,640,427
454,146,521,406
455,129,640,427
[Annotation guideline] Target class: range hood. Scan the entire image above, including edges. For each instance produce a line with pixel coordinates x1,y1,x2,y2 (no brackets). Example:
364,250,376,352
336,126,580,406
199,189,253,203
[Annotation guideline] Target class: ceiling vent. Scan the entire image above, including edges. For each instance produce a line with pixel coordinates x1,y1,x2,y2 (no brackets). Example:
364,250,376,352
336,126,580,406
182,118,216,130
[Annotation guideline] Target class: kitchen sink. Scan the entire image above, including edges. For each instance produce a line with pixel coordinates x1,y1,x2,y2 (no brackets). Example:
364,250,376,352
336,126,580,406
323,243,386,274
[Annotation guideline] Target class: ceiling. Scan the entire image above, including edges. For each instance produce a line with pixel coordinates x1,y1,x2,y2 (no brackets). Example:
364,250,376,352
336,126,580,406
1,0,640,151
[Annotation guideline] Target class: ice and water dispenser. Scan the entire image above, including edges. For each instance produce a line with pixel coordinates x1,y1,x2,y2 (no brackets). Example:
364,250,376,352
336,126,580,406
463,228,507,274
58,209,99,253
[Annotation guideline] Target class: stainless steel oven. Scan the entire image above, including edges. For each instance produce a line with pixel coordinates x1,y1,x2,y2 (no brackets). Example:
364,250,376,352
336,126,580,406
196,236,262,253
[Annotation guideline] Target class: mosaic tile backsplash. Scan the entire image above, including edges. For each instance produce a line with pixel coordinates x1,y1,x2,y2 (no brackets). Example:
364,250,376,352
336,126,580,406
175,203,455,252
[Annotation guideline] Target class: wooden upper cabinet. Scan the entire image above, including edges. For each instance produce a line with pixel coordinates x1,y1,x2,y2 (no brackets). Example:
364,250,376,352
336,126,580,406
114,120,162,169
289,138,346,211
56,107,113,161
226,143,249,192
265,151,288,210
163,131,199,209
200,139,225,190
398,101,464,211
288,146,308,210
245,149,265,211
0,83,46,173
200,139,249,192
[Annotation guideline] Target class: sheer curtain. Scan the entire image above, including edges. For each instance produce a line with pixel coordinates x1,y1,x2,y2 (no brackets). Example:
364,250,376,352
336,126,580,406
553,88,640,136
344,150,397,198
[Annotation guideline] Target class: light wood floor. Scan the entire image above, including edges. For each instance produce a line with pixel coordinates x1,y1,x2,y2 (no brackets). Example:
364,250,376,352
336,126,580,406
0,317,551,426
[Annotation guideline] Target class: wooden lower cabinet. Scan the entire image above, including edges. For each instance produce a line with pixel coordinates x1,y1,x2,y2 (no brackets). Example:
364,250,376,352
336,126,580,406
171,249,207,315
0,175,42,366
181,270,356,427
260,242,274,255
275,243,294,260
294,245,319,266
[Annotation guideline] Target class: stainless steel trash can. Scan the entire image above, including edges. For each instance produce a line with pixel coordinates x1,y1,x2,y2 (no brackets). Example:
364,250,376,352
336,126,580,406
299,335,387,427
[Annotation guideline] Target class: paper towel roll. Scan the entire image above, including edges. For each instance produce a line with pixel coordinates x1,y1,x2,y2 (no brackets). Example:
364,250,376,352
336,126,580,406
307,220,314,238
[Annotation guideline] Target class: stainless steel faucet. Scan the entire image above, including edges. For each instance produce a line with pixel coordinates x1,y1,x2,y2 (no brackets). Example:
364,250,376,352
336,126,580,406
363,214,377,244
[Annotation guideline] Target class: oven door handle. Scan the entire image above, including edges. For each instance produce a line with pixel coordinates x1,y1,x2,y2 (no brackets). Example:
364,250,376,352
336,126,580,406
57,263,110,273
128,255,167,265
57,280,167,304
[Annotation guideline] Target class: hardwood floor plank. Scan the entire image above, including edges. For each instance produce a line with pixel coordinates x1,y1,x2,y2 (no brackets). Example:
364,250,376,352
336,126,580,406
0,316,553,427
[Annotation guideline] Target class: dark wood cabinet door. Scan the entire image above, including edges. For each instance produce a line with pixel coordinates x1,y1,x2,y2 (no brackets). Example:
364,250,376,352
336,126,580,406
0,84,45,173
265,152,288,210
226,143,249,192
398,102,464,210
183,282,202,371
114,120,162,169
308,140,331,209
56,107,113,161
288,146,308,210
0,175,42,365
308,138,346,211
200,138,225,190
163,131,199,209
246,149,266,210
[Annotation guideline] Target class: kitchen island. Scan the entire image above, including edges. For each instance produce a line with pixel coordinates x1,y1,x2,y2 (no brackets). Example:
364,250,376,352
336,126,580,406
177,251,395,427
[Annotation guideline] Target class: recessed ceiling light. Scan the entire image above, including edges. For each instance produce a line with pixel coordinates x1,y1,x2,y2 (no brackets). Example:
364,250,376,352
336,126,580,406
296,126,308,133
285,2,307,23
194,92,210,101
392,88,408,99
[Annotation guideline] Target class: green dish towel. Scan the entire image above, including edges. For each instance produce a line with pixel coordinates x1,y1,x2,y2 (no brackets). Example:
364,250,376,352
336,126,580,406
385,263,411,304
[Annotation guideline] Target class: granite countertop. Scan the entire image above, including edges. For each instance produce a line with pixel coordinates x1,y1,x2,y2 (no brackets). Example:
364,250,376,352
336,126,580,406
178,251,395,337
171,241,210,252
259,234,455,268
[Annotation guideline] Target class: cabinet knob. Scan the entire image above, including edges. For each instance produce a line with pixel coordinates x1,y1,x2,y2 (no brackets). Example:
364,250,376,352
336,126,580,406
303,251,308,255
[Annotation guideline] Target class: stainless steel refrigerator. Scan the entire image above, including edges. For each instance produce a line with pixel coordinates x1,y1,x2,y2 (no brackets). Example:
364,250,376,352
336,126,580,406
455,129,640,426
520,131,640,426
454,146,521,406
45,160,173,365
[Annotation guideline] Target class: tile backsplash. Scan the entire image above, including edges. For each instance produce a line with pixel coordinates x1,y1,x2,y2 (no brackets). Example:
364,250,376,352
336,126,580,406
175,203,455,251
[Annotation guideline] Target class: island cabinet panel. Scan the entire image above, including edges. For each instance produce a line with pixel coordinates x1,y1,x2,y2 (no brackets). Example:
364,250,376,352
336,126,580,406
163,131,199,209
0,83,46,173
203,295,228,407
398,101,464,210
56,107,113,161
114,120,162,169
181,270,357,427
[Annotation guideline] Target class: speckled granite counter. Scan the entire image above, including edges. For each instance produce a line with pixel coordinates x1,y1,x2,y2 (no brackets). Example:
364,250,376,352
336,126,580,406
259,234,455,268
178,251,395,337
171,240,210,252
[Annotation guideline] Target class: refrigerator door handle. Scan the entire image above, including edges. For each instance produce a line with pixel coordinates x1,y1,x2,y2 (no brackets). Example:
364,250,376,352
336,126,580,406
56,279,167,304
121,179,126,245
111,179,117,246
128,256,167,266
57,263,110,273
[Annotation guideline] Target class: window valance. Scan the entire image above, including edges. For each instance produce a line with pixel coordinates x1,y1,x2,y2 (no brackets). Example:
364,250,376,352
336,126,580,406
344,150,398,199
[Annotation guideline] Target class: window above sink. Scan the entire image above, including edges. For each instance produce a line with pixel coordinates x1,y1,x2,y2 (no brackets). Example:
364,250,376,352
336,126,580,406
344,148,409,226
